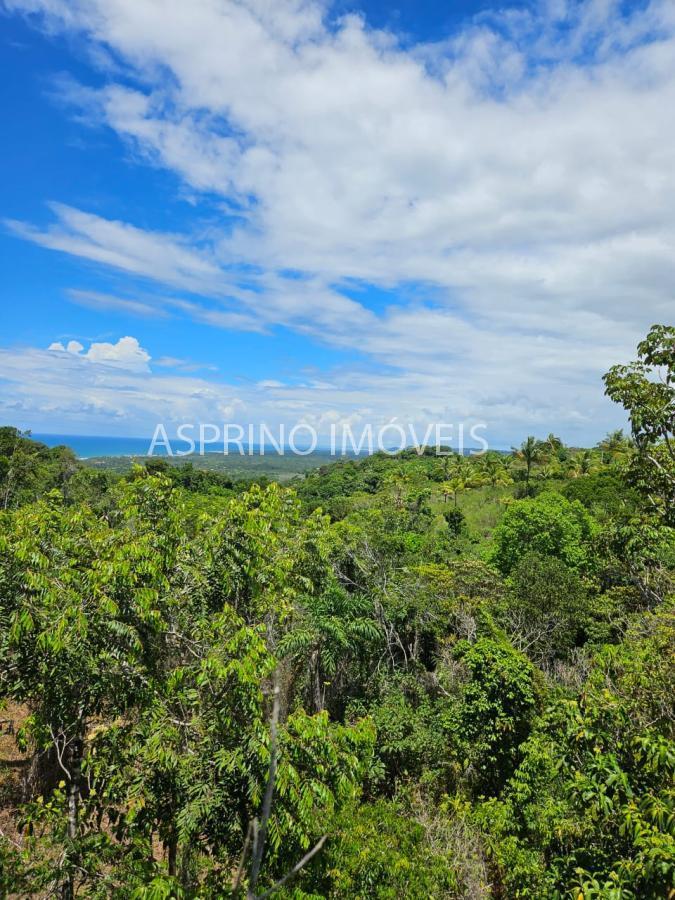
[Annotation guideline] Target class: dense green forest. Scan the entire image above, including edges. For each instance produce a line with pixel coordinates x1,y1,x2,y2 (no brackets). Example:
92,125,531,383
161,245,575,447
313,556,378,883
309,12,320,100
81,451,333,483
0,326,673,898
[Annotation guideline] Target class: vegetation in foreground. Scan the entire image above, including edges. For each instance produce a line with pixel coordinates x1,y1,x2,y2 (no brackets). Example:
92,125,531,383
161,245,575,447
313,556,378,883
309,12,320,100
0,325,673,898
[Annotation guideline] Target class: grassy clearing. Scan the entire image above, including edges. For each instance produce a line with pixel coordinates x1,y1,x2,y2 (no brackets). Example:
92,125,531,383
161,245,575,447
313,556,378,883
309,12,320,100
431,482,515,546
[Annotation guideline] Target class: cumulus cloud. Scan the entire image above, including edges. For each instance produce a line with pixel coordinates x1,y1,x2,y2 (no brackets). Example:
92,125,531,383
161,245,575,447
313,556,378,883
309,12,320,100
0,329,628,446
83,336,151,370
47,335,151,372
3,0,675,440
48,340,85,354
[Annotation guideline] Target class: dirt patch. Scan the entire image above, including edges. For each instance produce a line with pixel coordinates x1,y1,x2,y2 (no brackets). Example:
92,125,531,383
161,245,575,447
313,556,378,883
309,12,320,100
0,702,31,845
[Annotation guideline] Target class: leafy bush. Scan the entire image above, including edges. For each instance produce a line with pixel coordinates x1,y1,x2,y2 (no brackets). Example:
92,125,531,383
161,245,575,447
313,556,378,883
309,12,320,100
304,800,461,898
504,551,590,663
490,491,598,575
445,637,540,794
476,603,675,898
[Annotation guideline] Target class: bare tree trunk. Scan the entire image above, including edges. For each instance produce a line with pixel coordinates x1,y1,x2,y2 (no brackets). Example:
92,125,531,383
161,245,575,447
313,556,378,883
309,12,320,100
248,672,281,898
167,833,178,878
234,671,327,900
67,740,82,841
63,736,83,900
3,466,14,509
311,650,323,713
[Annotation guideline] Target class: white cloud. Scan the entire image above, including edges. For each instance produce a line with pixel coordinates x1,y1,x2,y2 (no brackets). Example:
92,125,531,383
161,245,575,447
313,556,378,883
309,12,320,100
47,334,151,372
48,339,85,353
0,329,628,446
0,338,249,434
6,207,374,338
83,335,151,370
4,0,675,440
68,289,170,319
6,203,223,294
154,355,218,372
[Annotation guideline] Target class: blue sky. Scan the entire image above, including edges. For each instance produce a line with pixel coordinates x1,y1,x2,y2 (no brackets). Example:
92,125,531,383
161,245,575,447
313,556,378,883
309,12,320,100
0,0,673,446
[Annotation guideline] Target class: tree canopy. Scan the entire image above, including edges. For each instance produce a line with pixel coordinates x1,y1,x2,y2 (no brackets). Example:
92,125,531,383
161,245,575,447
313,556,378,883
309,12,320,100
1,326,673,898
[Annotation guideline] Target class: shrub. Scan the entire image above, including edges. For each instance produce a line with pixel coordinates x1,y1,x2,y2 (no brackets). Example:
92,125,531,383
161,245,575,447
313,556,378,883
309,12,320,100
490,491,598,575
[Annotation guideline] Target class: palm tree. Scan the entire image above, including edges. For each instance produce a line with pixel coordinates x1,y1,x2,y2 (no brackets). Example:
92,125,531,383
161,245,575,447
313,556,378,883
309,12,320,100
479,453,514,491
450,474,468,507
440,480,454,503
566,449,597,478
383,467,412,507
512,436,546,496
441,453,456,480
441,465,485,506
596,429,633,464
545,433,563,453
579,449,595,475
544,433,567,462
538,462,561,481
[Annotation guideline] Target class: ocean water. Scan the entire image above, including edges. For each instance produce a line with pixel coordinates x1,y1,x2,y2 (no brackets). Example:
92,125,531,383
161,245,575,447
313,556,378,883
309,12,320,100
32,433,328,459
33,433,163,459
32,433,497,460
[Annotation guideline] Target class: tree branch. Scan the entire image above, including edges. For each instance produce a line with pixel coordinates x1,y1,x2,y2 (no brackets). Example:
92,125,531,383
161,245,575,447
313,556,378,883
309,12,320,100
254,835,327,900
